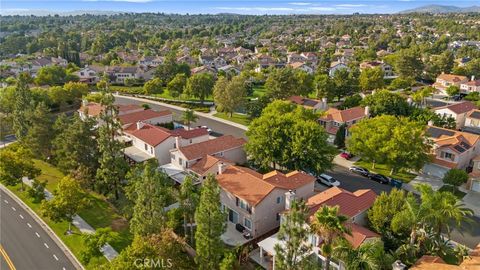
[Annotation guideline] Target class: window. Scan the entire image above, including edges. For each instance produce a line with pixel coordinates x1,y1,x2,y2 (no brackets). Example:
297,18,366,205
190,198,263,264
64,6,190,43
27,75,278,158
276,197,281,204
189,139,192,143
150,147,153,154
244,218,252,230
276,213,280,221
440,151,454,161
144,143,148,151
178,158,183,166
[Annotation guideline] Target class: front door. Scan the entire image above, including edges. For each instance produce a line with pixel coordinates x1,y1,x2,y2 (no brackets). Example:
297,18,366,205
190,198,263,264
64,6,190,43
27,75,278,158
228,209,239,224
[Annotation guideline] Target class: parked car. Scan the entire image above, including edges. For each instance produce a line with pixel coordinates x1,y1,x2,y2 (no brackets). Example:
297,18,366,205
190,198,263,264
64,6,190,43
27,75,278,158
317,173,341,187
369,173,390,184
340,152,353,160
349,166,370,177
198,125,212,133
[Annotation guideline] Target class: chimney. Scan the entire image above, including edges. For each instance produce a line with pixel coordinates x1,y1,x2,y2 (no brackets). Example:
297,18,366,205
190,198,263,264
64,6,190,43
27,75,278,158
472,75,475,81
217,162,227,175
136,121,145,130
285,190,296,210
82,99,88,107
175,136,180,149
427,120,434,126
321,97,328,110
392,260,406,270
364,106,370,117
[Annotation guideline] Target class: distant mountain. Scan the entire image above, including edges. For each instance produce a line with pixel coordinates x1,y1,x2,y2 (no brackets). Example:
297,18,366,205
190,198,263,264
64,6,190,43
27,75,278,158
400,5,480,14
0,9,121,16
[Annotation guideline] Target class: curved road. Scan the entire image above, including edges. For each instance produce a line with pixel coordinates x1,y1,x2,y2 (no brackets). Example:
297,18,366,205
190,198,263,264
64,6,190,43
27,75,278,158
0,189,77,270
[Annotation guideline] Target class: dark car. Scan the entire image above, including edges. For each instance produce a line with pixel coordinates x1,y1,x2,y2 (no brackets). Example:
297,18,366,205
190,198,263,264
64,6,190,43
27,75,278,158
349,166,370,177
369,173,390,184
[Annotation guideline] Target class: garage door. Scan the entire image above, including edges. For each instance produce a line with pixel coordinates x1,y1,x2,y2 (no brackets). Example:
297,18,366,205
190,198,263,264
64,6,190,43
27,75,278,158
472,180,480,193
422,163,449,178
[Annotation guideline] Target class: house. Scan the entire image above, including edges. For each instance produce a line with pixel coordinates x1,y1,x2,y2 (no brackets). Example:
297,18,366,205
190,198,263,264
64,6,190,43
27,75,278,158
287,53,305,64
468,156,480,193
191,65,216,75
117,109,173,129
433,101,476,129
410,243,480,270
359,60,394,78
329,61,349,77
123,123,209,165
75,65,104,84
217,65,241,75
139,56,163,67
253,187,378,270
288,96,327,111
433,74,469,95
78,101,144,120
217,166,315,245
423,125,480,178
318,106,368,142
199,54,215,67
301,52,318,65
177,55,196,66
213,56,228,69
255,54,277,71
463,109,480,134
460,79,480,94
287,62,313,74
106,66,138,84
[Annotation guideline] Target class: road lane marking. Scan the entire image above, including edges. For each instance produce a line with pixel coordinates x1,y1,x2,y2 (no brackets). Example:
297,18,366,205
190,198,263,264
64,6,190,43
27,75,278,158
27,223,32,228
44,243,49,249
3,199,8,204
53,254,59,261
63,267,66,270
11,207,16,211
0,244,17,270
35,232,40,238
19,214,24,219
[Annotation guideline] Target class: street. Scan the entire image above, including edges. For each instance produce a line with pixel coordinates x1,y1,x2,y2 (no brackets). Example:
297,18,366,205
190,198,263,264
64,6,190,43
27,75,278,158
0,189,77,270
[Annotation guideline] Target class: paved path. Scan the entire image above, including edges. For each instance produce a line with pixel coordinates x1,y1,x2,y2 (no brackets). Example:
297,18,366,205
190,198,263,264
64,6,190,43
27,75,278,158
22,177,119,261
0,187,80,270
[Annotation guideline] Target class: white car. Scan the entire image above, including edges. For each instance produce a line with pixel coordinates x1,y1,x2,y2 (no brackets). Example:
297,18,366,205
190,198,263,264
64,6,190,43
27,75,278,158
317,173,341,187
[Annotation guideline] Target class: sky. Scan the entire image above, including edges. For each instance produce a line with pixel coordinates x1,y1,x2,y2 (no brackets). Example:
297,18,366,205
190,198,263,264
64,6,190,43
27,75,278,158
1,0,479,15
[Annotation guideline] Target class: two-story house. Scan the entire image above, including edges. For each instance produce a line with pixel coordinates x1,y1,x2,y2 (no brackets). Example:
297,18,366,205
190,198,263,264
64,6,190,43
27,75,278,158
329,61,349,77
287,62,314,74
460,79,480,94
217,166,315,246
423,125,480,178
287,53,306,64
107,66,138,84
75,65,104,84
78,101,144,122
117,109,173,129
433,101,476,129
318,106,368,142
123,123,209,165
433,74,469,95
468,156,480,193
463,109,480,134
359,60,394,78
254,187,378,270
288,96,327,111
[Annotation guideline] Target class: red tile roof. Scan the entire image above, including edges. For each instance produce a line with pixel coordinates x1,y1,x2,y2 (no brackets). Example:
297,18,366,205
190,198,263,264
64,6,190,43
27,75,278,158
262,170,315,190
178,135,246,161
169,128,208,139
306,187,377,219
437,74,468,82
434,101,476,115
319,106,366,123
463,80,480,86
117,109,172,125
125,123,172,146
78,102,142,117
344,223,380,249
189,155,233,176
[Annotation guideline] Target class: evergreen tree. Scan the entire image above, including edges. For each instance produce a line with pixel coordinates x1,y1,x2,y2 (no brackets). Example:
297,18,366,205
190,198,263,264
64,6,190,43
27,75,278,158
334,124,346,149
179,175,199,244
24,102,54,159
195,174,226,270
12,73,33,140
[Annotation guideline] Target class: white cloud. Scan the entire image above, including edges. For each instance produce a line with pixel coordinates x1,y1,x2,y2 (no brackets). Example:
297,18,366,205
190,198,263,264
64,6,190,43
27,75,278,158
288,2,313,6
335,4,368,7
309,7,337,11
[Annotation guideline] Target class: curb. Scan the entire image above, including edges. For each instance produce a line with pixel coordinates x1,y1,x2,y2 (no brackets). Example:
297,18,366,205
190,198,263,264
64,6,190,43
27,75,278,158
0,184,85,270
114,94,248,131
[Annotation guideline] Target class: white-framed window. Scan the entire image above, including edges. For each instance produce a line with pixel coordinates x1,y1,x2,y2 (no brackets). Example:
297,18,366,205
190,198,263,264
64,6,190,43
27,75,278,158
440,151,454,161
144,143,148,151
150,146,153,154
276,197,281,204
244,218,252,230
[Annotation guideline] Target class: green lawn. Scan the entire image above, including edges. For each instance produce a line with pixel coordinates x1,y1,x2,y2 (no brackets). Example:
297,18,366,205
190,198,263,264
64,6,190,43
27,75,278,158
31,160,133,252
251,85,267,98
438,185,467,199
7,184,108,269
214,112,251,126
354,160,417,183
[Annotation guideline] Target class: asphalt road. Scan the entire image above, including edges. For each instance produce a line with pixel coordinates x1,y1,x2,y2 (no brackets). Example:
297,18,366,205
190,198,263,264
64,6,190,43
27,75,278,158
114,95,248,139
0,189,77,270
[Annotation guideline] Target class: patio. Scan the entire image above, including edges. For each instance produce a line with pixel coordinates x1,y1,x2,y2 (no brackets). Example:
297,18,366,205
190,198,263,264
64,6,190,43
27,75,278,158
159,163,192,185
123,146,154,163
221,222,251,246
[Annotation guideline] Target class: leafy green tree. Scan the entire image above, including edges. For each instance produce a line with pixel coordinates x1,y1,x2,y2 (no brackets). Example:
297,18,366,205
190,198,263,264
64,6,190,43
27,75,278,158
155,55,191,83
246,100,336,175
265,67,310,99
81,228,118,264
446,85,460,97
34,65,68,85
213,75,247,117
220,252,239,270
310,205,351,270
195,174,225,270
166,73,187,97
333,239,393,270
96,92,128,200
294,70,314,97
274,200,312,270
314,73,334,100
0,148,40,189
442,169,469,191
12,73,33,140
393,48,424,78
331,68,359,101
41,176,88,233
412,86,434,106
334,124,346,149
144,78,163,95
361,89,410,117
339,94,362,110
184,73,215,103
359,67,384,92
348,115,431,174
245,95,270,119
23,103,54,158
63,81,89,100
182,109,198,130
27,179,46,203
126,160,172,236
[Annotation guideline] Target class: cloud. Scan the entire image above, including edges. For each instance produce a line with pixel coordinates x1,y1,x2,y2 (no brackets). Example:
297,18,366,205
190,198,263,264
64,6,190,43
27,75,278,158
335,4,368,7
288,2,312,6
82,0,153,2
309,7,337,11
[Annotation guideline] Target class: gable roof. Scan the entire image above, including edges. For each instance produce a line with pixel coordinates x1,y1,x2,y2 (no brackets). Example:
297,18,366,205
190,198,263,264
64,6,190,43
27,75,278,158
217,166,314,206
306,187,377,219
344,223,380,249
437,73,468,82
467,109,480,120
434,101,476,115
426,126,480,153
125,123,172,146
117,109,172,126
189,155,233,176
178,135,246,161
288,96,321,108
411,243,480,269
319,106,366,123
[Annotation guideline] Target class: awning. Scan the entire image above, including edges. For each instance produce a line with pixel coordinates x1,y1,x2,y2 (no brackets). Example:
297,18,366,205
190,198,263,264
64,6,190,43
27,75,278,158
159,163,190,184
123,146,153,163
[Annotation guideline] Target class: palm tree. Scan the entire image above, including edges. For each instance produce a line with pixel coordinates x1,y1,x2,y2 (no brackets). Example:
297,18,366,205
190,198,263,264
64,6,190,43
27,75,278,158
391,192,425,245
182,109,198,130
333,238,392,270
310,205,351,270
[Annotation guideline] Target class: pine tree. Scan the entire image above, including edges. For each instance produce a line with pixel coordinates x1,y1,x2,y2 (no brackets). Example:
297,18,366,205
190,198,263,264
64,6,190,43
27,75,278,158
12,73,33,140
24,103,54,158
179,175,199,244
195,174,226,270
334,124,346,149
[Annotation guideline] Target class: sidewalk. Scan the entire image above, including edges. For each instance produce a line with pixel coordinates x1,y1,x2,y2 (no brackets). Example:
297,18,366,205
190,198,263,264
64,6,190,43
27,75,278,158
114,94,248,131
22,177,119,261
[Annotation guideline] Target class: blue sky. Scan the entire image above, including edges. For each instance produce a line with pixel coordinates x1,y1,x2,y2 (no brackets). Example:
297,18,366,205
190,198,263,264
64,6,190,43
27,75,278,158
1,0,479,15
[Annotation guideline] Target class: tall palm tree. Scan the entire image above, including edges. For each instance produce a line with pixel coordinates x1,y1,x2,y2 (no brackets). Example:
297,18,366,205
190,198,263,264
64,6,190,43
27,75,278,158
310,205,351,270
391,192,424,245
182,109,198,130
333,238,392,270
